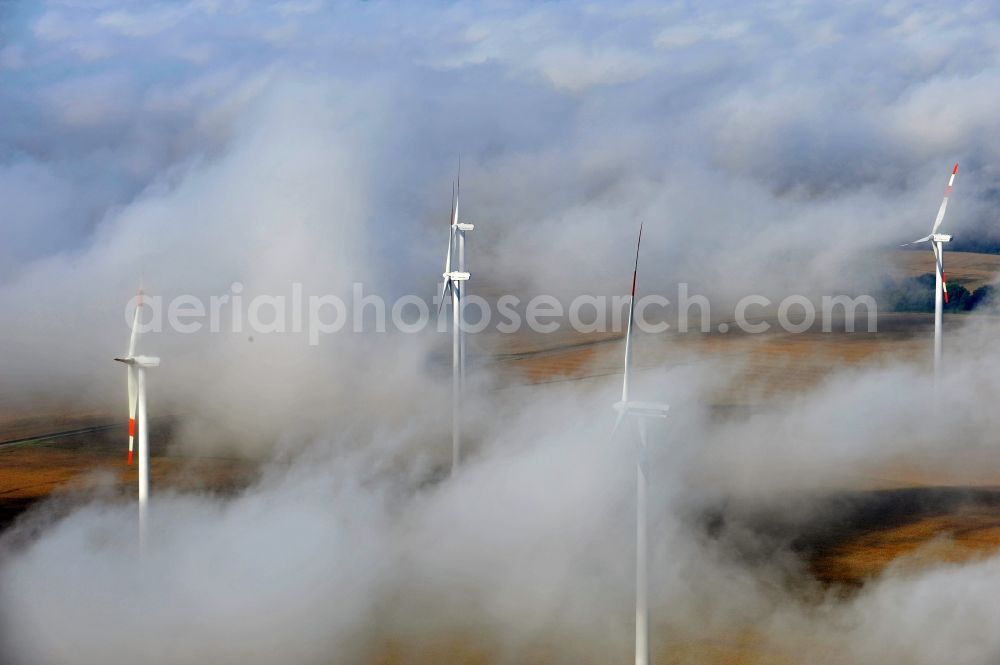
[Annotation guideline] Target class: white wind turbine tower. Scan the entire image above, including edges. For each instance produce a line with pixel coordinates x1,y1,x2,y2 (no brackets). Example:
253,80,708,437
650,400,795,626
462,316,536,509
438,170,473,474
115,287,160,545
611,224,669,665
905,163,959,385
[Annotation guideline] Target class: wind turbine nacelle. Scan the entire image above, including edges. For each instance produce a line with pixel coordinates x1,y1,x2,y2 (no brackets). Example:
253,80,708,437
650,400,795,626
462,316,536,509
456,223,475,231
443,271,471,282
613,400,670,419
114,355,161,368
931,233,952,243
134,355,161,368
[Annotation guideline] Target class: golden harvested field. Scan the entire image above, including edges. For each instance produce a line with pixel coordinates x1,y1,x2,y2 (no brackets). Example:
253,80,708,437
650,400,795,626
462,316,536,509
816,503,1000,585
484,312,937,401
0,407,112,443
0,424,256,529
889,249,1000,290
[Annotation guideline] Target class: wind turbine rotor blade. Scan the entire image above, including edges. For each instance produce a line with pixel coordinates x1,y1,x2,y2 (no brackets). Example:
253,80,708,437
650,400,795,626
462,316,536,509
621,223,644,404
610,410,626,441
127,365,137,464
903,234,933,246
438,181,457,315
637,417,649,451
631,223,643,298
626,223,643,357
454,158,461,226
437,279,452,315
444,234,453,274
932,242,949,304
451,181,456,223
438,221,455,317
127,288,143,357
930,163,958,235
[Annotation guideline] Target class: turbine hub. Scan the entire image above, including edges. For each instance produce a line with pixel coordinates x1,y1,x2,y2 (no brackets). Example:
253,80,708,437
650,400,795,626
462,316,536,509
118,355,161,368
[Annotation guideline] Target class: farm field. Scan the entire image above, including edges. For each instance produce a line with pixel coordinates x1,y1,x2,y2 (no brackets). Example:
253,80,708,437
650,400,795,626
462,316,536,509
889,249,1000,290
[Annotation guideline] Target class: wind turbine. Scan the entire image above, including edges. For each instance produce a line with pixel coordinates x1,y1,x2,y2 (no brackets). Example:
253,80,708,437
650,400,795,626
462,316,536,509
437,168,473,474
611,223,669,665
905,163,958,384
114,288,160,545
